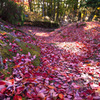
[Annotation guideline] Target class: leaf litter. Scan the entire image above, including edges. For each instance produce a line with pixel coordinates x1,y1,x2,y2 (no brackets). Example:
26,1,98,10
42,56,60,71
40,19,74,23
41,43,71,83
0,21,100,100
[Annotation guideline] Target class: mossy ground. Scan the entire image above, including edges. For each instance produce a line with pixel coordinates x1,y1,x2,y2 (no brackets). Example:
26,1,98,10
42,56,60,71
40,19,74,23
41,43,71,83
0,22,40,79
0,40,4,44
16,41,40,66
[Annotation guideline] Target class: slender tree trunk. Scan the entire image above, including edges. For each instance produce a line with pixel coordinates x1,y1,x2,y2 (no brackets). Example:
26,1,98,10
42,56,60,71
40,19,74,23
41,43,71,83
51,0,53,19
28,0,33,11
77,0,81,21
1,1,3,9
53,0,56,21
42,0,45,17
74,0,78,17
47,0,48,16
88,11,95,21
56,0,60,21
78,11,81,21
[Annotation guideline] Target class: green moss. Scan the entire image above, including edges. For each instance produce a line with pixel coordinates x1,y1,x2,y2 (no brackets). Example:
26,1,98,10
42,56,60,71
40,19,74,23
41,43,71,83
61,34,66,38
22,97,26,100
0,40,4,44
13,28,25,34
33,57,40,66
6,34,15,42
0,18,8,25
5,28,12,32
0,30,6,34
30,34,36,40
16,41,40,66
1,45,13,59
0,24,40,67
2,26,26,36
0,68,12,79
0,30,3,33
17,41,40,52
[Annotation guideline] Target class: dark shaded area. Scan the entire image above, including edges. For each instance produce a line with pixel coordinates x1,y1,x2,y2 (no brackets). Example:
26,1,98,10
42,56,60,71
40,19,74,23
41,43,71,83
24,20,59,28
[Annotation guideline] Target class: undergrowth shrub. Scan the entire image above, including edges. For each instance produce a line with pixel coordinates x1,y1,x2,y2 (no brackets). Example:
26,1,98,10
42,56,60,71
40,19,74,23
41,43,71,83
0,0,25,25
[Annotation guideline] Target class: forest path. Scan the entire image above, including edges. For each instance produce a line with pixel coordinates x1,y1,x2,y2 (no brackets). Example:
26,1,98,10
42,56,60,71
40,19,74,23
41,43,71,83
16,22,100,99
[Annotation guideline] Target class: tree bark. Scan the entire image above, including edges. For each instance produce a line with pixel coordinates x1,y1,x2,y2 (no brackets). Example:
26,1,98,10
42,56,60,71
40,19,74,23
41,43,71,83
56,0,60,21
88,11,95,21
42,0,45,16
28,0,33,11
51,0,53,19
53,0,56,21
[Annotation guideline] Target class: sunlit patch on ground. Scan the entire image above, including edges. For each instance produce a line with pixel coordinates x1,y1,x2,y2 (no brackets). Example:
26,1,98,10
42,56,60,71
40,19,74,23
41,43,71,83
84,22,100,31
54,41,85,55
0,21,100,100
84,24,97,30
35,32,49,37
79,60,100,90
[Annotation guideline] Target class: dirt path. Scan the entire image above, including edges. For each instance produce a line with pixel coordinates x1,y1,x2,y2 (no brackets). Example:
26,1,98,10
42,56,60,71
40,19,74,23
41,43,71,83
1,22,99,99
14,22,100,99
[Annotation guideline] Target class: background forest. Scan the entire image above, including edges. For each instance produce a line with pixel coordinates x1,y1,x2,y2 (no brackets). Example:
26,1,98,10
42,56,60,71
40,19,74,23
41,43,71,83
0,0,100,26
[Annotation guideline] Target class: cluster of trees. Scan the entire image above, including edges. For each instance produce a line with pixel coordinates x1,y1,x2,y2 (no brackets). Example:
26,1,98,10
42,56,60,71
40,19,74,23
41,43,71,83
19,0,100,22
0,0,100,25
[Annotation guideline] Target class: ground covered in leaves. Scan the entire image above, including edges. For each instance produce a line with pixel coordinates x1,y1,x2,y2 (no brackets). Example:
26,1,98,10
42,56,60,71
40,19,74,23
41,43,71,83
0,21,100,100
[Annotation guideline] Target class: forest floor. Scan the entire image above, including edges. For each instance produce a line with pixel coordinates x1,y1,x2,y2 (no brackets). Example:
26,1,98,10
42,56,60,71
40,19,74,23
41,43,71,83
0,21,100,100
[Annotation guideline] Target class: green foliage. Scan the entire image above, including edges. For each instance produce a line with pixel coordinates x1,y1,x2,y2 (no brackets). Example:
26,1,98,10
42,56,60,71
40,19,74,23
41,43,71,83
0,40,4,44
1,1,25,25
85,0,100,9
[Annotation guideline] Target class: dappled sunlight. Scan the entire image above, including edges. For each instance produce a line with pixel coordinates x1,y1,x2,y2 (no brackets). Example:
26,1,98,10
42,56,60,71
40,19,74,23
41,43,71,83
78,60,100,91
84,22,100,33
54,41,86,55
0,0,100,98
0,20,100,100
84,24,97,31
35,32,49,37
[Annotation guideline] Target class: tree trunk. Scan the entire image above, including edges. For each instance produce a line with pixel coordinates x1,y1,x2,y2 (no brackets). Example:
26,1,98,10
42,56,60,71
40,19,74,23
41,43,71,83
78,11,81,21
53,0,56,21
28,0,33,11
51,0,53,19
88,11,95,21
47,1,48,16
56,0,60,21
42,0,45,17
74,0,78,17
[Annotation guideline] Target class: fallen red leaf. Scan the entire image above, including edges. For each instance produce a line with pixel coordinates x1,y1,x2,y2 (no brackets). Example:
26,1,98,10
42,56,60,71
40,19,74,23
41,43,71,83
58,93,64,99
13,95,22,100
48,85,55,89
0,81,6,85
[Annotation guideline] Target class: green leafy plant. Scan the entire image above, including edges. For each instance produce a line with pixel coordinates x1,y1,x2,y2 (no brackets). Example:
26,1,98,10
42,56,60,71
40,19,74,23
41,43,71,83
1,1,25,25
